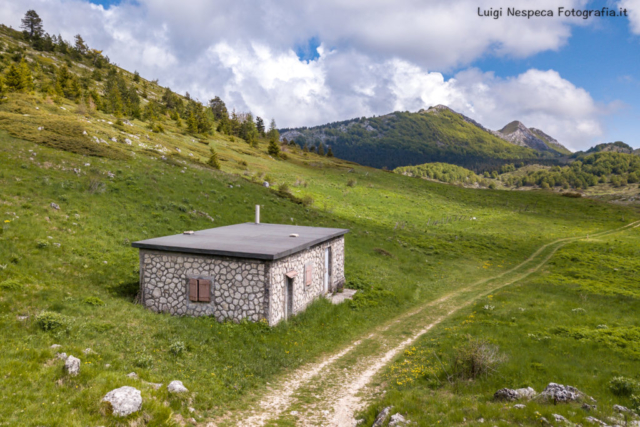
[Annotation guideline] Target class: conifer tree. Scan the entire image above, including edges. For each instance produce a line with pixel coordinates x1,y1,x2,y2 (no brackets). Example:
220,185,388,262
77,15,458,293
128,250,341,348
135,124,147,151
74,34,88,55
318,143,325,156
207,146,221,169
133,71,140,82
209,96,228,121
327,146,334,157
256,116,265,136
21,10,44,39
4,61,32,92
267,134,280,157
187,112,198,134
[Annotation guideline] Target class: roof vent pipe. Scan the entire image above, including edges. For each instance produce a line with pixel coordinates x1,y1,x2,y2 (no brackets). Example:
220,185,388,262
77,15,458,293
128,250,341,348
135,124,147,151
255,205,260,224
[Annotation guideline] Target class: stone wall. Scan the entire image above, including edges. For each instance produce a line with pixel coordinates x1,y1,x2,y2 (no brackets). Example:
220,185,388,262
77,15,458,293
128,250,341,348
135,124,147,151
138,236,345,325
268,236,345,325
139,250,267,322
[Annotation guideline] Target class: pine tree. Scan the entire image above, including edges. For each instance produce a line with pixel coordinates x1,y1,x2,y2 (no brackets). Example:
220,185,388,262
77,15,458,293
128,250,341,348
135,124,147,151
209,96,228,121
4,62,31,92
327,146,334,157
207,146,221,169
133,71,140,82
21,10,44,39
74,34,88,55
187,112,198,134
256,116,265,136
318,143,325,156
267,134,280,157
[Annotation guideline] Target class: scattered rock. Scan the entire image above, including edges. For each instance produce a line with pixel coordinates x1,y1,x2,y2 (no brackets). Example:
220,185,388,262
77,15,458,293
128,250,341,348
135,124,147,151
585,416,608,426
82,348,95,355
516,387,536,400
16,315,28,321
494,388,519,401
102,386,142,417
613,404,630,413
553,414,568,423
389,413,408,426
64,355,81,376
538,383,589,403
51,344,62,349
188,407,195,413
539,416,550,425
105,364,111,368
124,138,132,145
82,130,87,135
263,181,270,188
50,202,60,210
167,380,188,393
146,382,162,390
290,411,299,416
110,137,117,143
514,404,526,409
372,406,392,427
582,403,597,411
56,352,68,360
126,372,138,379
38,126,44,131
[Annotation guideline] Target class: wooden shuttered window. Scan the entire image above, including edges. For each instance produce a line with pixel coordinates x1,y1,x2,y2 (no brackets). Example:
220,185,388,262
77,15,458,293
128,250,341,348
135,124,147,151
304,262,313,286
198,279,211,302
189,278,211,302
189,278,199,302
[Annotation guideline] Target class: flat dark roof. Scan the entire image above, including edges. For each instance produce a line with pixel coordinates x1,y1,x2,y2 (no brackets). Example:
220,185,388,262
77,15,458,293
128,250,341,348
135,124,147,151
131,223,349,260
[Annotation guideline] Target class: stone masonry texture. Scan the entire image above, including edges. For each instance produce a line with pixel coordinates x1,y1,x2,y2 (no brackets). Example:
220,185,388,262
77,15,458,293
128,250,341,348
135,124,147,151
139,236,345,326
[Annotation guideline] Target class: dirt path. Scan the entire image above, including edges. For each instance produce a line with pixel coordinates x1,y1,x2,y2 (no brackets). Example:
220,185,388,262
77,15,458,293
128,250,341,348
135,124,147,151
215,221,640,427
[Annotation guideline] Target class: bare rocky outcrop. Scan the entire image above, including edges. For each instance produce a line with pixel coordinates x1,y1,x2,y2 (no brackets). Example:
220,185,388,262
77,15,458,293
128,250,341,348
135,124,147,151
372,406,392,427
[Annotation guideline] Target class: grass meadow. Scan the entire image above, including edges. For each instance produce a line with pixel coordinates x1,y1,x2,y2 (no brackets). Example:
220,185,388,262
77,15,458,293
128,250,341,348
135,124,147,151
359,230,640,426
0,90,639,425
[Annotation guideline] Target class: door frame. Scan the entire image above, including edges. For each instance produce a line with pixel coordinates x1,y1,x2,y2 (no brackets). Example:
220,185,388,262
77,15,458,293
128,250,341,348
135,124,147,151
285,276,294,319
324,246,332,293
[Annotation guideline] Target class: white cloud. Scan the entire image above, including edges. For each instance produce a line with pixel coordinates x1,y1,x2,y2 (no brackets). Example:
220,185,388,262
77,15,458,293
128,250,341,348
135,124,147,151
0,0,617,149
620,0,640,34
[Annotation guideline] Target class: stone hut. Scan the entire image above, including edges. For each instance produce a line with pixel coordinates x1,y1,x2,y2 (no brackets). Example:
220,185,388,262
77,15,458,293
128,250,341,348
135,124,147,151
132,222,348,326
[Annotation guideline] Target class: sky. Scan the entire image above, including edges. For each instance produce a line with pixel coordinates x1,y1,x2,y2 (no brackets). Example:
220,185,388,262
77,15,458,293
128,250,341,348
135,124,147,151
1,0,639,151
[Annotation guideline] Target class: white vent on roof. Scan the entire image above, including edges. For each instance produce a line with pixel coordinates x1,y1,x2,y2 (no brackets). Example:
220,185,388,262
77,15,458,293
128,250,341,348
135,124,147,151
289,233,299,238
183,231,195,235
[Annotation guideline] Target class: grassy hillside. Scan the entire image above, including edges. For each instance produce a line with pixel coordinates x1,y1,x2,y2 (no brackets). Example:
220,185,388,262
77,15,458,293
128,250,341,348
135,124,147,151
359,227,640,426
279,108,555,171
1,14,640,427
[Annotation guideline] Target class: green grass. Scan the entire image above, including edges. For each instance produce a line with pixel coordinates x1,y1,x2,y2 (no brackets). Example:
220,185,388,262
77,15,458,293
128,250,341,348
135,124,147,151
361,229,640,426
0,95,638,425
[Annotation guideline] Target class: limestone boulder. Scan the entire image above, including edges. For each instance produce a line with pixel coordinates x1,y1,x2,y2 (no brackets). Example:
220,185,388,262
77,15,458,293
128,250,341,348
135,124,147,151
102,386,142,417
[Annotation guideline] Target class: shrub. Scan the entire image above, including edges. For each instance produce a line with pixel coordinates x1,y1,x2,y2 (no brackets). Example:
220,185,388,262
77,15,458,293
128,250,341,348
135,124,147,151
450,337,506,380
278,183,290,194
35,311,70,332
84,296,106,306
36,240,49,248
134,354,153,368
0,279,22,290
609,376,640,397
169,341,186,356
347,179,357,187
301,195,314,207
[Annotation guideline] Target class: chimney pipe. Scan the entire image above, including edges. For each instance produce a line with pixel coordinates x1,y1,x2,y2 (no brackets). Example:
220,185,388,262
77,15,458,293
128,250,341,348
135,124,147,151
255,205,260,224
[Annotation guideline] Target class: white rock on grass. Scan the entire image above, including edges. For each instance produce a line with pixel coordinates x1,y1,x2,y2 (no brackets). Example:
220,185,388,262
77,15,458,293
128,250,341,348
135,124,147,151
167,380,188,393
372,406,392,427
126,372,138,379
389,413,408,426
102,386,142,417
553,414,568,423
56,352,68,360
51,344,62,349
516,387,536,399
64,355,81,376
584,416,609,426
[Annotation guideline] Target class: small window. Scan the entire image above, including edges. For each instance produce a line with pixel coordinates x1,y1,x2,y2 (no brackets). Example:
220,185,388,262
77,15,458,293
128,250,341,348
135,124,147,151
304,262,313,286
189,278,211,302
